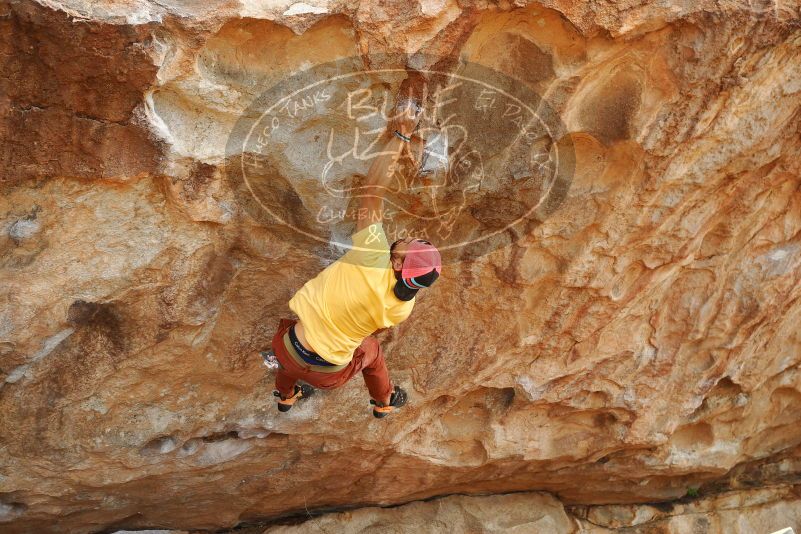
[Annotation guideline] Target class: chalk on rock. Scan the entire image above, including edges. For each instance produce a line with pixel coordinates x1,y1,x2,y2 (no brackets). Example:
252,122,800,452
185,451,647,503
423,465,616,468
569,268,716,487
8,217,40,241
0,502,26,521
419,129,449,176
261,350,280,370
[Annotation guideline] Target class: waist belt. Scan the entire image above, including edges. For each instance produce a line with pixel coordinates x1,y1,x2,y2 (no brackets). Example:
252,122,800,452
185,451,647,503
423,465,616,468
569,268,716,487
283,326,347,373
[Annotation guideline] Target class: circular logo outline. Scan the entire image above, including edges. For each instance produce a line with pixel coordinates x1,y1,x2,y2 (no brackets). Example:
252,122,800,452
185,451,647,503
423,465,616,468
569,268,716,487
225,54,575,259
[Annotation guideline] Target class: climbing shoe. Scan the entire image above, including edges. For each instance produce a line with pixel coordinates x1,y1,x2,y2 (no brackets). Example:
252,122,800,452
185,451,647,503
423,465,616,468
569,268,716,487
273,384,315,412
370,385,408,418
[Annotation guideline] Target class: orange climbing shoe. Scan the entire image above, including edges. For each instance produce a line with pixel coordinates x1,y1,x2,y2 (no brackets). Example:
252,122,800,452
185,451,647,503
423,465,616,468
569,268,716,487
370,385,408,418
273,384,315,412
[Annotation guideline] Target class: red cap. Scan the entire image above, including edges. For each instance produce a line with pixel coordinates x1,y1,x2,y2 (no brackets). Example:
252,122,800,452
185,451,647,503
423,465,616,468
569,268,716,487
393,240,442,301
401,240,442,279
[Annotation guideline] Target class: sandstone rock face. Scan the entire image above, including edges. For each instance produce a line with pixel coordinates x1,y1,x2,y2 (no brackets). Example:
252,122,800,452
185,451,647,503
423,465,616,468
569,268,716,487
264,492,575,533
260,485,801,534
2,0,801,532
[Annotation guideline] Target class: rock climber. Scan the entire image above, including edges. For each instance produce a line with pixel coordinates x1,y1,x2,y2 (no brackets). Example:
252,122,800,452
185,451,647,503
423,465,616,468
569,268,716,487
262,77,442,418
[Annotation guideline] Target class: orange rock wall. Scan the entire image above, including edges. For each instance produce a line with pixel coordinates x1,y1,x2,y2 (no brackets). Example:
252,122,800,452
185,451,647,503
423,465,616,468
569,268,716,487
1,0,800,532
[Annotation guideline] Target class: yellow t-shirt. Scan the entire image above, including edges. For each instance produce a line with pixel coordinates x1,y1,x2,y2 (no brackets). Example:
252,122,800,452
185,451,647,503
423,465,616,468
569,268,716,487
288,222,415,365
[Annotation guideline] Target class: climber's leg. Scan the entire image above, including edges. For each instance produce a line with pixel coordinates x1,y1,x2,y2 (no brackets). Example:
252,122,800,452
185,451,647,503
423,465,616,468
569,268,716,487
266,319,401,415
356,336,394,406
274,368,298,400
270,318,306,400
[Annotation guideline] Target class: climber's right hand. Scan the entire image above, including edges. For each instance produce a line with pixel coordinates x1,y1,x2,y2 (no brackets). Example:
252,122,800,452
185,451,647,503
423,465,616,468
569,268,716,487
389,99,422,138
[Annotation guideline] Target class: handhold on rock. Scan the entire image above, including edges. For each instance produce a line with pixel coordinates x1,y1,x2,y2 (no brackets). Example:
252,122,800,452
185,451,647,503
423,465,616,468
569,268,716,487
419,127,450,175
260,350,280,370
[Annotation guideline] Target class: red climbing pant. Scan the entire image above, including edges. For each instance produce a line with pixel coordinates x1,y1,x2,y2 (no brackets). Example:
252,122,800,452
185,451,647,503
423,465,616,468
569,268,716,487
271,318,394,405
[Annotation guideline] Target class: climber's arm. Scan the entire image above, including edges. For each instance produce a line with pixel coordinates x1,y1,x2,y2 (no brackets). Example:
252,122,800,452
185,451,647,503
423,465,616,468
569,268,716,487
356,134,406,232
355,98,422,232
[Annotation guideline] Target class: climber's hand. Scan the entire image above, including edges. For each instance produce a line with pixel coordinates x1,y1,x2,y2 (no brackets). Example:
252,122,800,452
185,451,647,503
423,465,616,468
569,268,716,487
389,99,422,138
